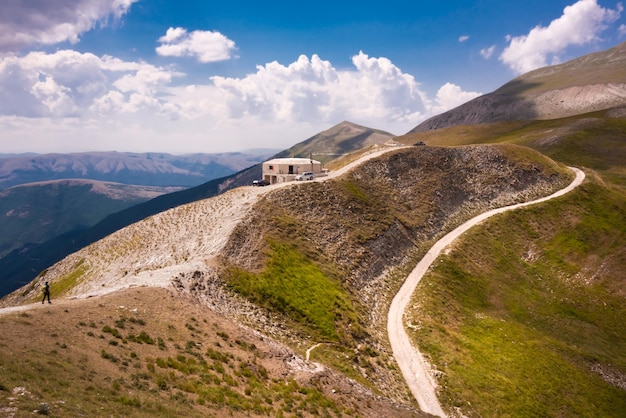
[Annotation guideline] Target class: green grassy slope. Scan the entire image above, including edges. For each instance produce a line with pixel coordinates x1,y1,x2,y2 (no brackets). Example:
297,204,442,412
398,109,626,416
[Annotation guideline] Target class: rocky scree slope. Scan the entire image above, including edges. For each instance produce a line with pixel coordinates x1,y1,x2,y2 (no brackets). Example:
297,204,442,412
1,144,573,407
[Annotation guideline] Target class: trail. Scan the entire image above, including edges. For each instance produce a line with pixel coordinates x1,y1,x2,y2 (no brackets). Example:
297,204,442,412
387,167,585,417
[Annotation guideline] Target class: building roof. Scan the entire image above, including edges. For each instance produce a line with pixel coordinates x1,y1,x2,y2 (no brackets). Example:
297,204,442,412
264,157,321,165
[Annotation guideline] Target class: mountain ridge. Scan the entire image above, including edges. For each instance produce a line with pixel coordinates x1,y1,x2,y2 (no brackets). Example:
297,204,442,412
411,41,626,132
0,150,275,189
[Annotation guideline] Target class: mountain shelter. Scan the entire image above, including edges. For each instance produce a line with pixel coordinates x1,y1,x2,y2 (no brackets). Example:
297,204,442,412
261,157,322,184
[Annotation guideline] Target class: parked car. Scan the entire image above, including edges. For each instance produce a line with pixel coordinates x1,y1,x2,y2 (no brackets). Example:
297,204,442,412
295,171,314,181
252,179,269,186
413,141,426,146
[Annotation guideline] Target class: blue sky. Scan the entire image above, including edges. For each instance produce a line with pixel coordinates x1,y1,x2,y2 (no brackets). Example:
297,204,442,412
0,0,624,154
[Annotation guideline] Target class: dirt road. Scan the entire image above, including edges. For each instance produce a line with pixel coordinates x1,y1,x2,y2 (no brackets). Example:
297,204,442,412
387,167,585,417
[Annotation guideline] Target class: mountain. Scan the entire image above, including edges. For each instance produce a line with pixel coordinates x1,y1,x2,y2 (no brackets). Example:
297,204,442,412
0,150,276,189
273,121,396,163
411,41,626,132
0,143,573,417
0,121,396,298
0,179,183,258
0,150,274,261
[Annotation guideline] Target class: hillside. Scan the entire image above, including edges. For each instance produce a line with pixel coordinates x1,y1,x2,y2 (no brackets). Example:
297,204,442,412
0,179,183,258
0,121,397,299
0,143,572,416
0,287,424,417
412,41,626,132
392,107,626,414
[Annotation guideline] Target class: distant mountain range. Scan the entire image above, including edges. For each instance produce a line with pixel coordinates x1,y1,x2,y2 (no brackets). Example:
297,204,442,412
0,150,276,189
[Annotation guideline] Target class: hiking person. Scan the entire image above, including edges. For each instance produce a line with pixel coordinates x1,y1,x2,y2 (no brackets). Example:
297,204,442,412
42,281,51,304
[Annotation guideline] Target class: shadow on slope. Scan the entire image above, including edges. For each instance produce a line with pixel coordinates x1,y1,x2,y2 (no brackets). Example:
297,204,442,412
410,80,541,132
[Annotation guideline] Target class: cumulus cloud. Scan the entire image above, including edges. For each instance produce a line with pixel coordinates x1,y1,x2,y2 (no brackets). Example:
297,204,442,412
156,27,237,62
0,0,138,52
480,45,496,59
0,50,480,152
619,23,626,37
210,52,433,127
499,0,622,74
431,83,482,115
0,50,181,118
459,35,470,42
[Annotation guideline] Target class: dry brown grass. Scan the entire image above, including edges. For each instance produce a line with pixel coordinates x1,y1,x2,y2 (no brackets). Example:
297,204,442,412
0,287,424,417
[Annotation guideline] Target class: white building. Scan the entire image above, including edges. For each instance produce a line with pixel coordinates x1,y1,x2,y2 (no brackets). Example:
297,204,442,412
261,157,322,184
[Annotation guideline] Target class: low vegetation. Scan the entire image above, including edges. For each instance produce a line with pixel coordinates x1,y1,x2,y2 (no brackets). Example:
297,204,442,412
409,178,626,416
398,108,626,416
0,288,396,417
224,241,361,342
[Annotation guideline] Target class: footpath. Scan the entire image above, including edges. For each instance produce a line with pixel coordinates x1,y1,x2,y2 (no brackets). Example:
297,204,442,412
387,167,585,417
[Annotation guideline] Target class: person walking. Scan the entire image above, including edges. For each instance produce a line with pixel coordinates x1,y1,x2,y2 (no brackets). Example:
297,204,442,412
42,281,51,304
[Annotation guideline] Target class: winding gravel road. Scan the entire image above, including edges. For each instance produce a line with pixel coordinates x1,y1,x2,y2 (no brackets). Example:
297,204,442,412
387,167,585,417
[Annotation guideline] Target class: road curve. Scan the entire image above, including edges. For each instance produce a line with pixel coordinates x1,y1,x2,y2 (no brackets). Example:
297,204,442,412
387,167,585,417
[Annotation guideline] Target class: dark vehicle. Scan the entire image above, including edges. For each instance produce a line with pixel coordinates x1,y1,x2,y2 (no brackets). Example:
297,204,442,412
413,141,426,146
252,179,269,186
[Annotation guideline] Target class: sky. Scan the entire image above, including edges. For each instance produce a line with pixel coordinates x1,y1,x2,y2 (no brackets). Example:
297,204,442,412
0,0,624,155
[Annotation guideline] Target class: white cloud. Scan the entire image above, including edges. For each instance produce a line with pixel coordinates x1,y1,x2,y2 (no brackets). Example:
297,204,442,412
499,0,622,74
619,23,626,37
210,52,432,127
0,50,180,118
459,35,470,42
431,83,482,115
480,45,496,59
0,0,138,52
0,50,481,153
156,27,237,63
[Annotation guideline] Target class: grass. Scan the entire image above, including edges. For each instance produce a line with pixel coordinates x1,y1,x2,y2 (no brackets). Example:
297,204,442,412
0,288,351,417
224,241,360,342
409,178,626,417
